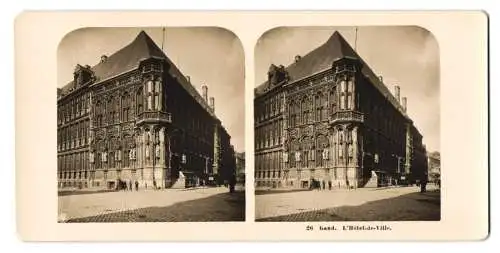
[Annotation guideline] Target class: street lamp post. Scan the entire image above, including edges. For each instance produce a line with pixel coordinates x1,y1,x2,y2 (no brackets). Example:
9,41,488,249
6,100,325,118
391,154,404,185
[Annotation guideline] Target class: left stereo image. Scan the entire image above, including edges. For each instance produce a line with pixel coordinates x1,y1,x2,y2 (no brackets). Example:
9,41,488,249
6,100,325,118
56,27,246,223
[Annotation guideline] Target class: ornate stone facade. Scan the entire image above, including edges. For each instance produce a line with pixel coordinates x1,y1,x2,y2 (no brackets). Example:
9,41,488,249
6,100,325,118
254,31,428,189
57,31,235,190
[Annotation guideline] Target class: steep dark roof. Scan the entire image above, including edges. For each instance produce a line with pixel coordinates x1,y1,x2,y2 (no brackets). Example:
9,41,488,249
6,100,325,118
255,31,407,116
60,30,215,117
92,30,166,82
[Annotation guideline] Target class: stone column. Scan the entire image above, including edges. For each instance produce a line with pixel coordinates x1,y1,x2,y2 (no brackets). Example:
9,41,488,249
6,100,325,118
143,127,148,166
159,126,166,188
157,79,163,111
352,126,358,166
350,76,356,111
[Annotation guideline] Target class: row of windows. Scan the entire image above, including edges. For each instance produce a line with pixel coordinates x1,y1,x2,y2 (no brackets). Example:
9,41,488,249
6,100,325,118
254,168,343,181
59,170,89,180
255,151,282,172
58,151,89,172
255,95,283,122
255,119,283,150
287,81,354,127
170,85,213,142
255,170,282,179
93,149,135,169
94,91,140,127
58,93,90,125
58,120,90,151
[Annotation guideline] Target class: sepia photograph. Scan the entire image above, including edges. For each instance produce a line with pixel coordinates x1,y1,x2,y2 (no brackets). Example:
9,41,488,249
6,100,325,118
56,27,246,222
15,11,487,241
254,26,441,221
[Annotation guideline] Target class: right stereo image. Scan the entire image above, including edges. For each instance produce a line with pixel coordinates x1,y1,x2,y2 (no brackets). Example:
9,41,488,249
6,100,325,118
253,26,440,222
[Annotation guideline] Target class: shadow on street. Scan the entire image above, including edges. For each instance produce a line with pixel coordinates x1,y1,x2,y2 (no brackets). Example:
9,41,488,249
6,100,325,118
58,189,116,196
64,191,245,222
255,188,312,196
257,190,440,222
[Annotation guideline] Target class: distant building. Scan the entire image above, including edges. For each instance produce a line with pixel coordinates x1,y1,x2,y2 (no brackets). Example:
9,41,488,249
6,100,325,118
254,31,428,189
235,152,245,183
57,31,235,190
427,151,441,182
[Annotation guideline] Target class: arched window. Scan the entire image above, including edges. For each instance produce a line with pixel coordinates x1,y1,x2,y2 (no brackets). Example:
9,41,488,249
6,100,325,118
340,80,346,110
154,79,161,110
315,92,325,122
301,98,309,124
316,135,328,167
136,87,144,114
122,136,130,168
107,97,114,125
147,80,153,110
293,102,300,126
122,92,131,122
347,78,354,110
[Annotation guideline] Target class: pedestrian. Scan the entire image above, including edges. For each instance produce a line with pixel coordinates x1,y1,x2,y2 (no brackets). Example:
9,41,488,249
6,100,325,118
135,180,139,191
322,180,325,190
328,181,332,190
129,180,132,191
229,175,236,193
420,178,427,193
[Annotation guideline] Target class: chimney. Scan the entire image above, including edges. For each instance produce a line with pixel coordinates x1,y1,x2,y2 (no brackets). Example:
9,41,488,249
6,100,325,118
186,75,191,83
378,75,383,83
100,55,108,63
209,97,215,111
402,97,407,112
294,55,302,63
202,85,208,102
394,85,401,103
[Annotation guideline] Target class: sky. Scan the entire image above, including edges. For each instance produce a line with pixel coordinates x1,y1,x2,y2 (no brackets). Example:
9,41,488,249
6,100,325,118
58,27,245,153
255,26,440,153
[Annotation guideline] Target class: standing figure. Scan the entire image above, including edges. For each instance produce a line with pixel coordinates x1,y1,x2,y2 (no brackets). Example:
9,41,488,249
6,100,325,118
229,174,236,193
135,180,139,191
328,180,332,190
322,180,326,190
129,180,132,191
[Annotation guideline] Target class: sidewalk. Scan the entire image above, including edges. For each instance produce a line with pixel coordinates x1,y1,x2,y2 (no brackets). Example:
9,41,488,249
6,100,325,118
255,186,440,220
58,186,241,221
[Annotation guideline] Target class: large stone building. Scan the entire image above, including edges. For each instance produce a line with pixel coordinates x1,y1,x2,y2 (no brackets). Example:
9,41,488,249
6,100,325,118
427,151,440,182
235,152,245,183
57,31,235,190
254,31,428,189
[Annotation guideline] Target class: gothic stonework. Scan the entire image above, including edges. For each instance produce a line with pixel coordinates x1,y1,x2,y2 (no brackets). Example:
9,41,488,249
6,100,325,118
57,31,236,190
254,31,428,189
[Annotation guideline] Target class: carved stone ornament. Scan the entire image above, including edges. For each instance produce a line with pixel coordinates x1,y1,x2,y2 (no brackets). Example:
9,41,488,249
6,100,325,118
155,145,161,158
295,151,301,162
323,149,330,160
283,152,289,163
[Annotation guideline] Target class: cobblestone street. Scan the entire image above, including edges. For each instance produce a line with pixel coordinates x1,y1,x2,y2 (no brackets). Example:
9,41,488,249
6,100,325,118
59,185,245,222
256,185,440,221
